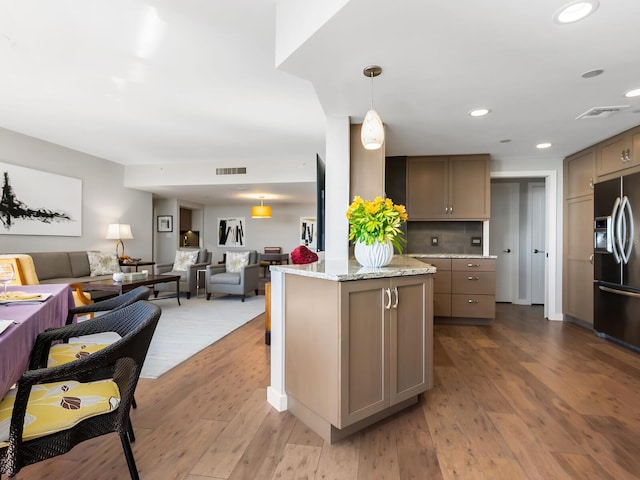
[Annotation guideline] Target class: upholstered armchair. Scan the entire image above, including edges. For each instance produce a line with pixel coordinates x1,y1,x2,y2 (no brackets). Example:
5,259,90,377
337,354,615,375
153,248,211,299
205,250,259,302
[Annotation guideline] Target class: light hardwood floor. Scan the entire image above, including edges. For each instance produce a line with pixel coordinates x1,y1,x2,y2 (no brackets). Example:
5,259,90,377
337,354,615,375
11,303,640,479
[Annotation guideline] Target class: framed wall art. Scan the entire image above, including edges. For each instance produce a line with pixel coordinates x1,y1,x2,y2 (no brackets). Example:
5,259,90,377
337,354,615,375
217,217,245,247
157,215,173,232
300,216,317,249
0,162,82,236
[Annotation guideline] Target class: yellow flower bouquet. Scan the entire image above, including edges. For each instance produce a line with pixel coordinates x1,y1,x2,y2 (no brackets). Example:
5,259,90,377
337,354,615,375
346,196,408,253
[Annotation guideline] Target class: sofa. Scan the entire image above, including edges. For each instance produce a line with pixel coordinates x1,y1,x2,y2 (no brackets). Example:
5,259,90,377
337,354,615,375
26,251,124,302
205,250,259,302
153,248,212,299
0,252,125,304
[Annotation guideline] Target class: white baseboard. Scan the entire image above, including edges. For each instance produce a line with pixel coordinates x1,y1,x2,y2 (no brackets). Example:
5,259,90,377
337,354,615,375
267,386,288,412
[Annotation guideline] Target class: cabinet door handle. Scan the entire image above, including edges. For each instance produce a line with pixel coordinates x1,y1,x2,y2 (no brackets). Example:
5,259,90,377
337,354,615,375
467,263,480,268
384,288,392,310
468,299,480,304
621,150,626,162
392,287,399,309
468,276,480,280
589,253,594,264
589,178,594,189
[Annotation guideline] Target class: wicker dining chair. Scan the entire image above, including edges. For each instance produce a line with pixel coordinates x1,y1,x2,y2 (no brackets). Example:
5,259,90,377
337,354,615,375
64,285,152,325
0,300,161,480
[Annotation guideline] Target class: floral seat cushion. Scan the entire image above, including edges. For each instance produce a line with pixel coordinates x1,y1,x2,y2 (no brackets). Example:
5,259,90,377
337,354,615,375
47,342,112,368
0,379,120,446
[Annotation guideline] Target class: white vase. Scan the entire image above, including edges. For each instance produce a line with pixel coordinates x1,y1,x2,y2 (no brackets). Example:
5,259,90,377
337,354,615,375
354,239,394,268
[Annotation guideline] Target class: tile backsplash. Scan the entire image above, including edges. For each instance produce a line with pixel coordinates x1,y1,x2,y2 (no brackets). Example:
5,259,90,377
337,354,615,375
407,221,483,255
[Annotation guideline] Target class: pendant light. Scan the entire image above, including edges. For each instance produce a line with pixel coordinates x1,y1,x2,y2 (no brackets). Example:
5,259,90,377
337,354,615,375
361,65,384,150
251,196,272,218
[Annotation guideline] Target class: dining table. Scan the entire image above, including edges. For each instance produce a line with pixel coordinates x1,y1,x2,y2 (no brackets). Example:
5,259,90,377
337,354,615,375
0,284,73,399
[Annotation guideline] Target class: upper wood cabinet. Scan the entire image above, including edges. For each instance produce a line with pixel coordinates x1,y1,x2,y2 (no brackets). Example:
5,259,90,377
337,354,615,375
406,154,490,220
565,148,595,199
596,127,640,177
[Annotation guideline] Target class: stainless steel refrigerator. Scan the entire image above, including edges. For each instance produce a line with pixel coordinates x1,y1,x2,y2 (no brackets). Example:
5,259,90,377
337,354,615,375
594,172,640,350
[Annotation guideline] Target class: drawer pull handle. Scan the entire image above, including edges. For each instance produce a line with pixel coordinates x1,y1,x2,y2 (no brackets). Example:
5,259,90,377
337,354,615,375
467,263,480,268
468,299,480,304
468,276,480,280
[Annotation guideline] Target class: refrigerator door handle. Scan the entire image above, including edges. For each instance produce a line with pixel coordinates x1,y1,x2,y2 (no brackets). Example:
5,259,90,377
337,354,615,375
611,196,622,264
599,285,640,299
622,196,634,264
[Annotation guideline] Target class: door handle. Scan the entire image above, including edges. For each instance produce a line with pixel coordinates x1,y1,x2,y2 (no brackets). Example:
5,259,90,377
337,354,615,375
503,249,511,253
589,253,594,264
392,287,399,309
384,288,392,310
533,249,544,253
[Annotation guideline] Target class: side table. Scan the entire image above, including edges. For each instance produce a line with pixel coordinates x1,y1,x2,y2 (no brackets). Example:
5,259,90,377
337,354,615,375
119,260,155,272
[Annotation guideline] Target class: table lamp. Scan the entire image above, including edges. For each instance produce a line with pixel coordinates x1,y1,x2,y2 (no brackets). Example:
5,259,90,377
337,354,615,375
106,223,133,259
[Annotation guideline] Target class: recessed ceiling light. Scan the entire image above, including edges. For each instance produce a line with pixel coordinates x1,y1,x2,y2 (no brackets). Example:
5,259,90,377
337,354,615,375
624,88,640,98
581,69,604,79
536,143,552,149
469,108,490,117
554,1,599,24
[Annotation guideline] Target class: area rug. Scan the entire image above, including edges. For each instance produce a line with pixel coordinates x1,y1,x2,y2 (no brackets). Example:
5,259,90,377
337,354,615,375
72,294,265,379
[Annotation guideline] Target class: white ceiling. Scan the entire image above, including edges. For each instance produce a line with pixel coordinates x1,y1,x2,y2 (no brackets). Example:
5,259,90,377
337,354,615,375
1,0,640,205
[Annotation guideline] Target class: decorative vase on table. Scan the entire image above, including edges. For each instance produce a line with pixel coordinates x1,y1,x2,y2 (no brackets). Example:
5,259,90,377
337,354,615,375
354,239,394,268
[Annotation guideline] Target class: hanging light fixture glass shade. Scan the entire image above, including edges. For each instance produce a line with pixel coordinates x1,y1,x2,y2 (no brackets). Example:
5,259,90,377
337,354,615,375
251,197,272,218
361,65,384,150
361,109,385,150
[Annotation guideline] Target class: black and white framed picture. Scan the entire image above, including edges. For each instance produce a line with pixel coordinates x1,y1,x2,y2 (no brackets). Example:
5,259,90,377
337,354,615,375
218,217,245,247
300,216,316,249
157,215,173,232
0,161,82,236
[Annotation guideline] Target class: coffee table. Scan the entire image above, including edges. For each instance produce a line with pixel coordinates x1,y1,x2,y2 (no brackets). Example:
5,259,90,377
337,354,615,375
78,274,182,305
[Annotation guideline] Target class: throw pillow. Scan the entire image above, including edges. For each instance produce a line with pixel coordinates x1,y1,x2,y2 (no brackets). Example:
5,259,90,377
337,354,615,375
226,251,250,273
87,251,121,276
173,250,199,271
291,245,318,264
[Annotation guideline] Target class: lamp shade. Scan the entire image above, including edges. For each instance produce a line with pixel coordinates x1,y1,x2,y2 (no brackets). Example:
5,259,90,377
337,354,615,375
251,205,272,218
361,109,385,150
106,223,133,240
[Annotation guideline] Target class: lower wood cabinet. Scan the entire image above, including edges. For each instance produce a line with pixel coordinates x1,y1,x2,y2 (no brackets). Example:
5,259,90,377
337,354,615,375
284,273,433,442
418,257,496,322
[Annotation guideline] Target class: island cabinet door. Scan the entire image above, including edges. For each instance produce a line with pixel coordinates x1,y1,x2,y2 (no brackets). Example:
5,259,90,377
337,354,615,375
338,278,390,428
389,275,433,405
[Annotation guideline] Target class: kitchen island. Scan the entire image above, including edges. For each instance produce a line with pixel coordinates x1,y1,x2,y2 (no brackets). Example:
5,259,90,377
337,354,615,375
267,256,436,443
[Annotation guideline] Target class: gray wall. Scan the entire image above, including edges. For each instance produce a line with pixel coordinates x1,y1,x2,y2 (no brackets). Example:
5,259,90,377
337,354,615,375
0,127,153,258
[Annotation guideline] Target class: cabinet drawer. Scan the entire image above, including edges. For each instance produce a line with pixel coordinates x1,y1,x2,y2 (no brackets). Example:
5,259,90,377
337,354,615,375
452,258,495,272
434,293,451,317
451,294,495,318
426,258,451,271
451,271,495,295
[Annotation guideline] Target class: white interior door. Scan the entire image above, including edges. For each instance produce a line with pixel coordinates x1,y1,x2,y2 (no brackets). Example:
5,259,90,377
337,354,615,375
490,182,519,302
530,183,545,304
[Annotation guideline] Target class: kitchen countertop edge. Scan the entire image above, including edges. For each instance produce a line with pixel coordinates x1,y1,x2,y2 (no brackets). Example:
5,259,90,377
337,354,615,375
270,255,436,281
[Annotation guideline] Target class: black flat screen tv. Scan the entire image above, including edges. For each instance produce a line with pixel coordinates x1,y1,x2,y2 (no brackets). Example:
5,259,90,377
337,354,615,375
316,154,325,252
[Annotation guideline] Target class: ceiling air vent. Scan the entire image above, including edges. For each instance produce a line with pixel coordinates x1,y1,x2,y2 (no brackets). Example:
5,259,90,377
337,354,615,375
215,167,247,175
576,106,629,120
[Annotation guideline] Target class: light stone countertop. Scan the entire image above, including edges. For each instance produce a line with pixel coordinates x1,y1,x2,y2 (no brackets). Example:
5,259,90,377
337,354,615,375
409,253,497,259
270,255,436,282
